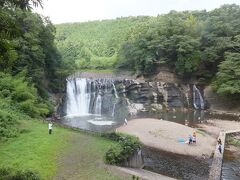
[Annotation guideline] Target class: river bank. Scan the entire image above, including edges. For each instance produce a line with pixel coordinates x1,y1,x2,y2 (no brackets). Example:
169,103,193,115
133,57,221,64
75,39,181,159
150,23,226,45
117,118,216,158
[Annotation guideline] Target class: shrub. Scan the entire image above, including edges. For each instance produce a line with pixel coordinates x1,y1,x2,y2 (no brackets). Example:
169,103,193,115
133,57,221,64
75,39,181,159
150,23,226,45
105,145,123,165
0,167,40,180
0,99,31,141
13,170,40,180
0,109,18,140
104,132,141,165
0,72,50,117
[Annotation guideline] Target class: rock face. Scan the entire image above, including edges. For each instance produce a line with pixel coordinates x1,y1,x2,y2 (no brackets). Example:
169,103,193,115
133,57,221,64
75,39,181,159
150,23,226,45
115,80,191,116
61,72,199,118
204,86,240,112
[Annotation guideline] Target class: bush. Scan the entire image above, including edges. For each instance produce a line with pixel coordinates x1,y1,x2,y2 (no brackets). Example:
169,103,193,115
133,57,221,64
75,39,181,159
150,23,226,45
0,167,40,180
0,99,32,141
0,72,50,117
105,145,123,165
104,132,141,165
13,170,40,180
0,109,18,140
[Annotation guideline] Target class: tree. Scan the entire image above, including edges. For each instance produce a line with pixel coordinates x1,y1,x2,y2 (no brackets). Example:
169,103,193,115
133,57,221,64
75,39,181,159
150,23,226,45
214,52,240,97
0,0,43,10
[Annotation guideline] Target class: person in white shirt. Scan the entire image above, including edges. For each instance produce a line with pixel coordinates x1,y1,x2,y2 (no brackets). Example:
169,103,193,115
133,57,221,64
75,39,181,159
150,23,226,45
48,122,53,134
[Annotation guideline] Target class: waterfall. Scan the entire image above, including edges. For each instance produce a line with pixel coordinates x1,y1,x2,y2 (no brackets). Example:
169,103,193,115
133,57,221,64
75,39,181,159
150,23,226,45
94,94,102,115
193,85,204,110
112,102,116,117
112,83,119,98
66,78,91,116
66,77,120,117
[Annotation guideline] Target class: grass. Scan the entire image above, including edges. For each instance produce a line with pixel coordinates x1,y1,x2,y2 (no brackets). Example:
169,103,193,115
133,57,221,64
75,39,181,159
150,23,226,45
0,119,129,180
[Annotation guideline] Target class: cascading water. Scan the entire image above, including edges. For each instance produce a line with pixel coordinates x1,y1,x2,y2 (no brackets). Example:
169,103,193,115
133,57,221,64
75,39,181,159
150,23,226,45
66,78,91,116
64,77,124,131
193,85,204,110
112,83,119,98
94,94,102,115
66,78,119,117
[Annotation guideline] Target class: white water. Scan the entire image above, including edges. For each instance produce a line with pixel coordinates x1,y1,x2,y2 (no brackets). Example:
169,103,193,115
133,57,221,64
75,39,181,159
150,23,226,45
66,78,120,117
66,78,91,116
193,85,204,110
112,83,119,98
112,102,116,117
88,120,114,125
94,94,102,115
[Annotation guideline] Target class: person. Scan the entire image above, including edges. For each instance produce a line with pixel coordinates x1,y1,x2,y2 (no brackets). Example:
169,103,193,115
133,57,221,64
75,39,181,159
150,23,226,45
193,131,196,143
218,144,222,153
218,138,222,145
48,121,53,134
188,134,193,144
124,118,128,125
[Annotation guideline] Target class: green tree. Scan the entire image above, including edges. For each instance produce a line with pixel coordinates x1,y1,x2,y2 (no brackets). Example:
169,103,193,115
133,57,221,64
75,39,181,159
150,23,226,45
214,52,240,97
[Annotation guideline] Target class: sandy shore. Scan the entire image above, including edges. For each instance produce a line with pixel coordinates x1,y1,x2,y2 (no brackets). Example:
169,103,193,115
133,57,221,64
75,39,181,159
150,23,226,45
117,118,216,158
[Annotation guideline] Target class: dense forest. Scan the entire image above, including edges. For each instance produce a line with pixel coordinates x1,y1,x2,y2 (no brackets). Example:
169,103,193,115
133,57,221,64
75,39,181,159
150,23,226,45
55,17,151,70
0,0,65,140
56,4,240,99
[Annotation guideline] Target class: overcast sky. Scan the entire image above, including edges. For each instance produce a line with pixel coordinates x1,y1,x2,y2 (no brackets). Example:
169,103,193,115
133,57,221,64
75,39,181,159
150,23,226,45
35,0,240,24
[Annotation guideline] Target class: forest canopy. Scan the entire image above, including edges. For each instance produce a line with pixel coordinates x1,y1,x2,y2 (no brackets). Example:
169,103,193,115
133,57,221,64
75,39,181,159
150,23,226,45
0,0,64,140
56,4,240,98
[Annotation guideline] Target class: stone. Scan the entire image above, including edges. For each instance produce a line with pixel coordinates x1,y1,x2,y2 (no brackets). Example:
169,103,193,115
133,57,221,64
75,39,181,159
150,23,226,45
150,103,163,111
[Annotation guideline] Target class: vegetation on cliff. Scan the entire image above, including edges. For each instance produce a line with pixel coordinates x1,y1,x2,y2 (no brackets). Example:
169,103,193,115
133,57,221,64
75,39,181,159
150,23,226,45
56,4,240,99
1,0,66,97
0,0,66,140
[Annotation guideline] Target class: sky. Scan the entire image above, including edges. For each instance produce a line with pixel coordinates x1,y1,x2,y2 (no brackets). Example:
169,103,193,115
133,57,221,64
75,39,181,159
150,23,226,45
35,0,240,24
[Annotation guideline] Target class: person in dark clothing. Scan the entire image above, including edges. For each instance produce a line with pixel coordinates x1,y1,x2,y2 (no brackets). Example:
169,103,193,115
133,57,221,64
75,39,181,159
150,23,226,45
218,144,222,153
188,135,193,144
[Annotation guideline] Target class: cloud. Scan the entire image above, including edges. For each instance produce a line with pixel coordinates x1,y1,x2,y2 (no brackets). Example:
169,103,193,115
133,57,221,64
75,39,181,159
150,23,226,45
35,0,240,24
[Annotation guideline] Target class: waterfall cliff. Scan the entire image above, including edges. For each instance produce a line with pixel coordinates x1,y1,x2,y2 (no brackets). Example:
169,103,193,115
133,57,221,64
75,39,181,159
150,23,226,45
193,85,205,110
66,77,121,118
61,73,207,131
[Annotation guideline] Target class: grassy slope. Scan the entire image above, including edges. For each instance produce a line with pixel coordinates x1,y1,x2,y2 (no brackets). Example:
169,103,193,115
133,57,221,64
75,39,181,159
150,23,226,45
0,120,128,180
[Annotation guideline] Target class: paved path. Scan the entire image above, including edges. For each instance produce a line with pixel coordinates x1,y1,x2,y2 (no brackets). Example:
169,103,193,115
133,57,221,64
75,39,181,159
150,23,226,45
208,129,240,180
